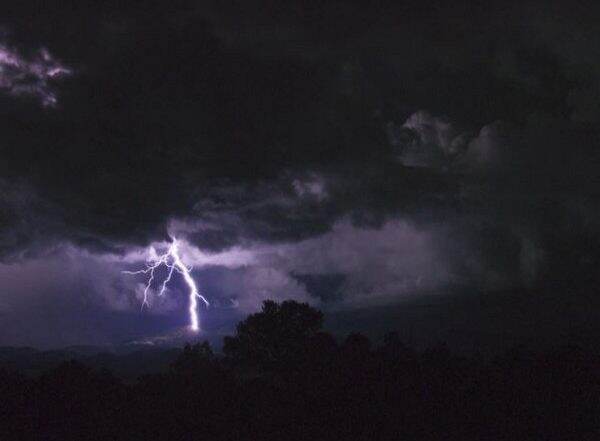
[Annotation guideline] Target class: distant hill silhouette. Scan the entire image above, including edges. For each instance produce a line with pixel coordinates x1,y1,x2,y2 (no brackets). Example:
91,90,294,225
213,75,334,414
0,345,181,380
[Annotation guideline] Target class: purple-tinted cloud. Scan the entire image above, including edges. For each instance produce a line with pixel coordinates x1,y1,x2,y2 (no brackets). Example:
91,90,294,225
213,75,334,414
0,41,72,106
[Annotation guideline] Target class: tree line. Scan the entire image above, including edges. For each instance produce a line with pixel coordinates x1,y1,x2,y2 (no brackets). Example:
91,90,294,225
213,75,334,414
1,300,599,440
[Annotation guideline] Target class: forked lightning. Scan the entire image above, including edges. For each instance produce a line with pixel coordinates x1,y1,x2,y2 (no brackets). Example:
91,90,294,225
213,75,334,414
123,238,208,331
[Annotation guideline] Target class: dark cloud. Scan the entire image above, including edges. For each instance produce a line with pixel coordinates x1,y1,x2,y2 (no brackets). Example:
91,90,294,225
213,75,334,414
0,1,599,346
293,273,346,303
0,1,595,253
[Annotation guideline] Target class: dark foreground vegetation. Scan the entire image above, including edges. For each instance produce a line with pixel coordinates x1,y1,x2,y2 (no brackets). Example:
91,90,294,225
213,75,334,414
1,300,599,441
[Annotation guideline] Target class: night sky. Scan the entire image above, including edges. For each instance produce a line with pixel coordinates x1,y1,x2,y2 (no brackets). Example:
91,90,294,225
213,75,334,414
1,1,599,349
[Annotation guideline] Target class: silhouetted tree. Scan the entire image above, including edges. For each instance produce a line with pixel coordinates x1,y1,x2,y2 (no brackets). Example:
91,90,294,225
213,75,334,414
1,307,600,441
343,332,372,357
223,300,323,370
170,341,214,376
305,331,339,359
380,331,416,365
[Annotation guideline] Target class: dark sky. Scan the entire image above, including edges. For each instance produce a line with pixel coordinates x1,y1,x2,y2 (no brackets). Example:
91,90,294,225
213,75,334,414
1,1,599,349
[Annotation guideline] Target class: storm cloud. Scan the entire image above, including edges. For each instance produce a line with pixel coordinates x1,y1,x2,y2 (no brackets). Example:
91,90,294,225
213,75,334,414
0,1,599,346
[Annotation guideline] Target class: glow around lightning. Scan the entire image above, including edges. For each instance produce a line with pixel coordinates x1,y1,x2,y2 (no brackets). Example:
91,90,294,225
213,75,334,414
123,238,209,332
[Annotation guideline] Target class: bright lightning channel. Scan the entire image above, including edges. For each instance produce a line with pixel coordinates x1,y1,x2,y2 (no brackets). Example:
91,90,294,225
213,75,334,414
123,238,209,332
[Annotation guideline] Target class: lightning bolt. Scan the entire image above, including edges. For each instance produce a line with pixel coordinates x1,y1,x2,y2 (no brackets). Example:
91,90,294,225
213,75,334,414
123,238,209,332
